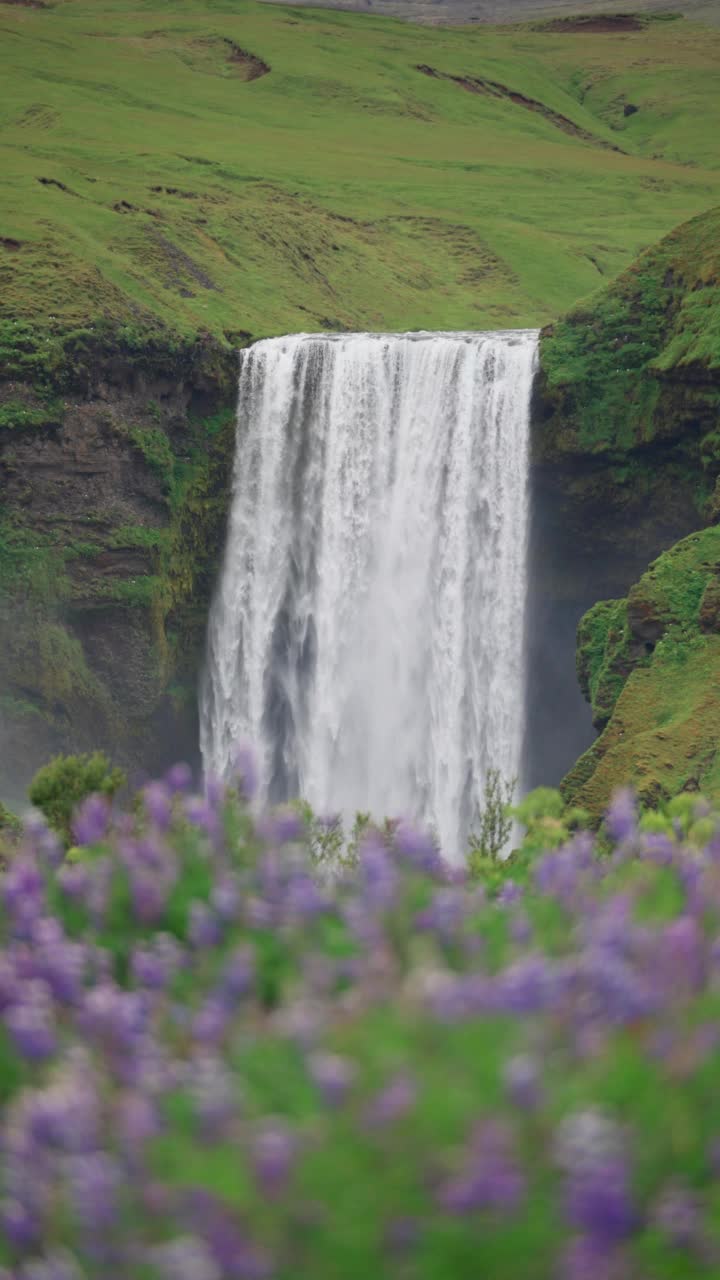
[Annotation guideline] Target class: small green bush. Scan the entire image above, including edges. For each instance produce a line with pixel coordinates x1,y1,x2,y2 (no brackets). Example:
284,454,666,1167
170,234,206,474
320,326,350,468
28,751,126,845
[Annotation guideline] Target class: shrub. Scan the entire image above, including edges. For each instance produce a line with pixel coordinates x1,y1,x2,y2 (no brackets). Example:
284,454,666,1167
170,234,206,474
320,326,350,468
28,751,126,845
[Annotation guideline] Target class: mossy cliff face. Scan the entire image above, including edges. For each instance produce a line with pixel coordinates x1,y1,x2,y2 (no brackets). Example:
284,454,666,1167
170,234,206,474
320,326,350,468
527,206,720,788
534,205,720,599
563,526,720,819
0,322,238,804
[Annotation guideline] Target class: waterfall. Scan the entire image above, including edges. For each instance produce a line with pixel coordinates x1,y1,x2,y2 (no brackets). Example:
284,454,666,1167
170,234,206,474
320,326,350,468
200,330,538,862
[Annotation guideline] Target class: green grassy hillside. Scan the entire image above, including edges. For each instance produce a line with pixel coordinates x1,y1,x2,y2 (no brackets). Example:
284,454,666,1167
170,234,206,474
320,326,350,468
2,0,720,343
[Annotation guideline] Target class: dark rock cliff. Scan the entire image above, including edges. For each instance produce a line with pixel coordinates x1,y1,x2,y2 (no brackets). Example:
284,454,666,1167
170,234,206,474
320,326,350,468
0,325,238,804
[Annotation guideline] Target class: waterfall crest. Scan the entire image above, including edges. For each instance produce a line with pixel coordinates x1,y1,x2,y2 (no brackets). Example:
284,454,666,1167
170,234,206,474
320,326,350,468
200,330,537,861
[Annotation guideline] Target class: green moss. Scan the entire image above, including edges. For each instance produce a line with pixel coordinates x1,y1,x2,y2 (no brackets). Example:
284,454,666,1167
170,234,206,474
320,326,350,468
0,398,65,432
565,525,720,820
0,799,21,837
576,598,631,729
540,205,720,458
97,574,168,609
0,512,66,602
631,527,720,627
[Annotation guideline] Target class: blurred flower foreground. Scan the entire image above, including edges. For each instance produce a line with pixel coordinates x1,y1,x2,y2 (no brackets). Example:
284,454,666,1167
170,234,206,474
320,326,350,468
2,757,720,1280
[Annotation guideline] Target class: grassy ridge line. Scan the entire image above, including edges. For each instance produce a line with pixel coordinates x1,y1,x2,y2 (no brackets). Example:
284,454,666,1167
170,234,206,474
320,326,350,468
1,0,720,342
540,203,720,458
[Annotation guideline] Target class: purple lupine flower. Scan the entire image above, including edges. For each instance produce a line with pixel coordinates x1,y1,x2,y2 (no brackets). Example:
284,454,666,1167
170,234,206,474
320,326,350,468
0,955,18,1013
509,910,532,945
132,944,169,991
19,1250,85,1280
497,881,523,906
581,947,657,1025
72,793,110,847
192,1000,230,1046
32,825,64,870
365,1074,417,1127
560,1236,626,1280
555,1109,636,1246
28,1062,100,1152
5,982,57,1062
555,1110,625,1176
503,1054,543,1111
232,744,258,801
653,1183,704,1251
307,1051,356,1107
605,789,637,843
188,903,222,950
143,781,173,832
439,1121,524,1216
251,1123,296,1195
564,1158,636,1246
166,762,193,793
79,984,147,1051
65,1152,121,1233
184,796,221,840
659,915,705,996
129,870,168,925
33,935,85,1006
56,863,90,902
495,954,554,1014
219,946,255,1002
416,888,465,940
285,872,328,920
211,874,241,921
191,1053,238,1140
115,1092,160,1151
3,859,45,925
257,808,303,846
359,836,398,912
0,1195,39,1249
393,821,441,875
182,1190,271,1280
149,1235,221,1280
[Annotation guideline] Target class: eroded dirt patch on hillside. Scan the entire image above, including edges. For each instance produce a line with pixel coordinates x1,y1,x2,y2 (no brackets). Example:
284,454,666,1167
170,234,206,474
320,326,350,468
416,65,625,153
224,42,270,80
538,15,645,32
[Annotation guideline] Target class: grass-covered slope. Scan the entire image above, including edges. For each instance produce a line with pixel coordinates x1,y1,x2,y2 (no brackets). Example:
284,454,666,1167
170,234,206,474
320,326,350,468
563,525,720,817
540,203,720,460
2,1,720,343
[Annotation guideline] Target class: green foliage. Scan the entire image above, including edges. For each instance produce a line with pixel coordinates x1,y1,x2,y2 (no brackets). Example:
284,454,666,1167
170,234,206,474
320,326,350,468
296,800,373,872
467,768,516,874
576,598,631,728
0,799,21,851
0,398,64,432
129,425,176,487
29,751,126,845
0,512,63,601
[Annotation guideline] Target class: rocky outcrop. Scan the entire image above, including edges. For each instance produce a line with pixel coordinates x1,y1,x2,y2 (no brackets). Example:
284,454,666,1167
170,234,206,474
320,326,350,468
0,325,238,805
562,526,720,819
526,207,720,790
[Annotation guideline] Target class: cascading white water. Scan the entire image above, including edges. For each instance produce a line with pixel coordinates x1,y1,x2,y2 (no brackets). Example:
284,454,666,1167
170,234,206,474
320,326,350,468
200,330,537,862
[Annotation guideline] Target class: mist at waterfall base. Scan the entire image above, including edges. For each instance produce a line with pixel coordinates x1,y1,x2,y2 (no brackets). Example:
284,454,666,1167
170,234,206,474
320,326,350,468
201,331,538,863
